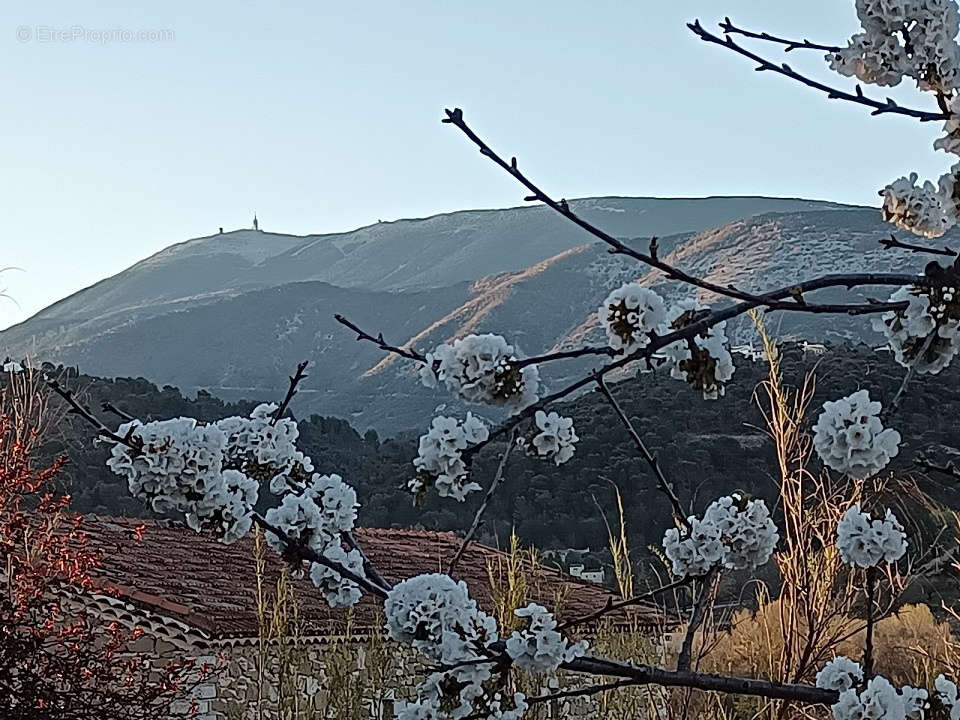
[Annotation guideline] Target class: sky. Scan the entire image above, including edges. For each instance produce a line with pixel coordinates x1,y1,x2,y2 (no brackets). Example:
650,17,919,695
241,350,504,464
0,0,953,329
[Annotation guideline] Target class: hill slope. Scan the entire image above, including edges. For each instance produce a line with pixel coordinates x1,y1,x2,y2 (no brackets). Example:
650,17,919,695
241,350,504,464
4,197,940,432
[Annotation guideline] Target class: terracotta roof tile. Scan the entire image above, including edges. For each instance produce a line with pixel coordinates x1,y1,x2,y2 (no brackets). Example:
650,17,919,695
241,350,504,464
79,517,664,639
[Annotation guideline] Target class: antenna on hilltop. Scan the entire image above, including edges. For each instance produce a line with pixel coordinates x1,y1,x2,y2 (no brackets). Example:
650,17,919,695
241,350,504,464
253,213,259,232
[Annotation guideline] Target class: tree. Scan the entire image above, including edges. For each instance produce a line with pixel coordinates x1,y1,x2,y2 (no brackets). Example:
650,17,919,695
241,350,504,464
42,2,960,719
0,372,202,720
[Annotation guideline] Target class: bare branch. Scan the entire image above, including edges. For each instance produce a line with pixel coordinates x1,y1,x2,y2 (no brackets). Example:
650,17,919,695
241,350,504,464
343,530,393,593
562,654,837,705
595,374,689,529
677,566,720,671
718,16,842,53
271,360,309,426
880,234,958,258
100,401,135,422
688,20,949,122
863,567,877,679
46,379,143,452
557,576,691,631
334,314,427,363
447,429,517,574
887,330,937,415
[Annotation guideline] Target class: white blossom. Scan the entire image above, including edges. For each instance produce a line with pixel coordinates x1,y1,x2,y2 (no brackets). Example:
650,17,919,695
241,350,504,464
419,334,540,411
262,473,358,556
384,573,498,664
663,299,735,399
663,493,778,578
518,410,578,465
880,173,956,238
309,545,363,607
827,0,960,95
411,414,489,502
832,676,907,720
505,603,587,673
873,285,960,375
598,283,667,350
836,504,908,568
936,675,960,720
106,418,259,544
816,657,864,693
812,390,901,478
902,686,929,719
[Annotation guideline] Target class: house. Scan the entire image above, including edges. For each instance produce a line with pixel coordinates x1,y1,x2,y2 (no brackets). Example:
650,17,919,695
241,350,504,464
76,517,667,720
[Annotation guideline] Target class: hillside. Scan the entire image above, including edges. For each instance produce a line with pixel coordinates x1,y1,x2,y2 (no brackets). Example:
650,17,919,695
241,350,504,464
30,344,960,583
2,197,949,433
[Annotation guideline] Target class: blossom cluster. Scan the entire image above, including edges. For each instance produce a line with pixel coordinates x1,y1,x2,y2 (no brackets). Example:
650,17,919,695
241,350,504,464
816,657,864,693
830,674,927,720
597,282,667,350
505,603,588,673
663,493,779,578
419,334,539,412
874,284,960,374
812,390,902,478
517,410,579,466
827,0,960,94
106,405,366,607
410,413,489,502
596,287,736,399
107,416,256,544
936,675,960,720
663,299,735,399
386,574,528,719
826,2,960,235
836,504,908,568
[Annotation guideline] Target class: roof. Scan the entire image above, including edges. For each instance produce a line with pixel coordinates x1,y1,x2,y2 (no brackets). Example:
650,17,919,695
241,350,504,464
79,517,665,641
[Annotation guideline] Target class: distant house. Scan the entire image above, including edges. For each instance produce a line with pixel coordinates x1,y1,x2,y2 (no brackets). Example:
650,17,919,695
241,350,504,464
75,518,667,720
567,564,605,585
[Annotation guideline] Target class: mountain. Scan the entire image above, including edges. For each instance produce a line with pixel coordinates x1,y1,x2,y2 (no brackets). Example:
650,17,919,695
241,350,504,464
1,195,940,432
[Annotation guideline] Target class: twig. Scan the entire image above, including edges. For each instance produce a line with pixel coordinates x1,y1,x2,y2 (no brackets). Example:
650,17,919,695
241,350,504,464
46,380,143,452
863,567,877,679
557,576,691,631
879,234,958,258
343,530,392,593
271,361,309,426
101,401,135,422
718,17,842,53
689,20,949,122
595,374,689,530
334,314,427,363
887,330,937,415
677,567,720,671
447,429,517,574
526,680,640,705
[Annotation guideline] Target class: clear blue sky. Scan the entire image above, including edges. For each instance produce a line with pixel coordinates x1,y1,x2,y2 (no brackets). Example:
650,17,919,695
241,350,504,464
0,0,951,329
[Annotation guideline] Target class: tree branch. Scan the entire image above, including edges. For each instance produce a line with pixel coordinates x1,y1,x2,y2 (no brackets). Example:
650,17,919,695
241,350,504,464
557,576,691,631
343,530,392,593
334,314,427,363
688,20,949,122
595,374,689,529
46,380,143,452
447,429,516,574
561,654,838,705
880,234,958,258
271,360,309,426
718,16,842,53
677,567,720,671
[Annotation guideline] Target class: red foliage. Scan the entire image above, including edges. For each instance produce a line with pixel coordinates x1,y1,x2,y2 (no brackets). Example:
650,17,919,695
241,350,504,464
0,414,202,720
